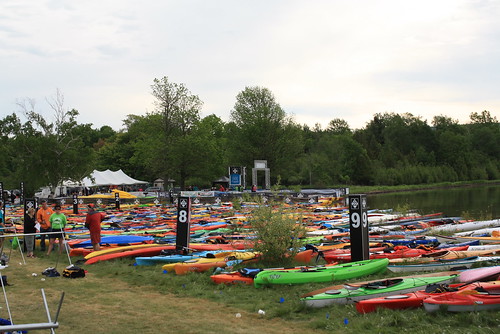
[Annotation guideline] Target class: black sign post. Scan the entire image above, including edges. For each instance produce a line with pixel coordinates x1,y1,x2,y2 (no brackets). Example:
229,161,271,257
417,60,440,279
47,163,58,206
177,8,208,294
349,194,369,262
73,194,79,214
175,197,191,254
115,192,120,210
20,181,25,205
0,182,5,218
24,198,36,216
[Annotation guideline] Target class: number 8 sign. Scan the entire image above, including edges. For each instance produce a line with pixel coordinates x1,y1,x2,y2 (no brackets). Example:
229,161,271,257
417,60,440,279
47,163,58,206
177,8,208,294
178,210,188,223
176,197,191,253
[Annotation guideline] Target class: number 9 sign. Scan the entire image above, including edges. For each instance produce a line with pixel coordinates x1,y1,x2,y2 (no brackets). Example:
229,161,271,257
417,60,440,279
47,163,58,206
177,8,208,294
350,212,361,228
362,212,368,228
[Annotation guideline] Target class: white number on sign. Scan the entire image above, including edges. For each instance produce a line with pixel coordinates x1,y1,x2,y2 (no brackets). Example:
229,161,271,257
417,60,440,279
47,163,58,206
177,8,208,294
178,210,188,223
351,212,360,228
362,212,368,228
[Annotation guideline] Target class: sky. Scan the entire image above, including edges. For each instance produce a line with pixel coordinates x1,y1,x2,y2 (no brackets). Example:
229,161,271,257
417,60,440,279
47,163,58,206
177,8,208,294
1,0,499,131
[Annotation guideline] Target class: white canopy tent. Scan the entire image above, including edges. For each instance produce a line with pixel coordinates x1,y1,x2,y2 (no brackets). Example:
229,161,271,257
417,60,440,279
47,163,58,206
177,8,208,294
80,169,147,187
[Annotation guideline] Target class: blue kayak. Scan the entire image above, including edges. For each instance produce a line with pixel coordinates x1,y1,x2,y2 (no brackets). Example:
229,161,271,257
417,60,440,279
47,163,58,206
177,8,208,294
74,235,154,247
135,250,240,266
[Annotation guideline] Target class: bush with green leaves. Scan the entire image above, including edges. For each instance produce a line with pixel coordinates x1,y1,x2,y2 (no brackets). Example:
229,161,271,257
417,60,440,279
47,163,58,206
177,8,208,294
249,201,306,266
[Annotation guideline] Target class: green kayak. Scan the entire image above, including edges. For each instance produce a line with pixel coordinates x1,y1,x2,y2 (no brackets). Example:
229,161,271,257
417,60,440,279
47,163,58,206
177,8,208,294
301,274,459,307
253,258,389,288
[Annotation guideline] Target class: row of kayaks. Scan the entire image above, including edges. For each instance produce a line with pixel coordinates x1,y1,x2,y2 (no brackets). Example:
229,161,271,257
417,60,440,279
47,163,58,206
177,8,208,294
81,241,500,312
356,280,500,313
210,258,389,287
68,234,500,266
12,200,495,314
208,257,500,312
213,266,500,312
301,273,460,308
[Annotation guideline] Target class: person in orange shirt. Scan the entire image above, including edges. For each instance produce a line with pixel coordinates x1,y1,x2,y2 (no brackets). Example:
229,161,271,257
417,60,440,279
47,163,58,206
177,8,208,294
36,200,53,251
85,204,106,251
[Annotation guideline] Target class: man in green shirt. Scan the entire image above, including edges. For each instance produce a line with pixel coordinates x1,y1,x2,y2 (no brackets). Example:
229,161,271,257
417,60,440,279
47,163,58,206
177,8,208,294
46,204,67,256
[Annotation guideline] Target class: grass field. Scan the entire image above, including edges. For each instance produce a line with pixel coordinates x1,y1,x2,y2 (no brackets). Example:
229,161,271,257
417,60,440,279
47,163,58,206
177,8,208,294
348,179,500,195
2,246,499,334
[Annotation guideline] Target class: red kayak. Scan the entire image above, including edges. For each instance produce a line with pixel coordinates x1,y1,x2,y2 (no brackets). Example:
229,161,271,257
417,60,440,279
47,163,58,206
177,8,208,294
424,281,500,312
70,247,96,257
356,281,500,314
323,247,386,263
211,271,255,285
85,245,175,264
371,248,429,260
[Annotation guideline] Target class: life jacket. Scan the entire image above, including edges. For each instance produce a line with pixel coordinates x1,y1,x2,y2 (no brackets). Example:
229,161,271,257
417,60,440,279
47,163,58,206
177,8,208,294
62,265,85,279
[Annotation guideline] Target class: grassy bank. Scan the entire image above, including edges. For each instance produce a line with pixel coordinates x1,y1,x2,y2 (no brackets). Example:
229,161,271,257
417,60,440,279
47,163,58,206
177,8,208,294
2,248,499,333
348,179,500,195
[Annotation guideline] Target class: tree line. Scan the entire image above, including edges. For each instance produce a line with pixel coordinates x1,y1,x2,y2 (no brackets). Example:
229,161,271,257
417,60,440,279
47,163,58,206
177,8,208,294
1,77,498,195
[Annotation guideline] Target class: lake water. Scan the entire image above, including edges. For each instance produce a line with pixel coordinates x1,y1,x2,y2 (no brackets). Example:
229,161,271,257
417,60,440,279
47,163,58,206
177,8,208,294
366,184,499,220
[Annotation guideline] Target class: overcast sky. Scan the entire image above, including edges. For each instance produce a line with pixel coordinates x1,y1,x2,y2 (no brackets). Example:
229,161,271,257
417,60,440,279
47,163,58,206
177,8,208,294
1,0,499,131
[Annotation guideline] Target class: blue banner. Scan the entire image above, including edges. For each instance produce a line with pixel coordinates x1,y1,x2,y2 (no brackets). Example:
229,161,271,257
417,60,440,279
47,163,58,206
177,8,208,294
230,174,241,186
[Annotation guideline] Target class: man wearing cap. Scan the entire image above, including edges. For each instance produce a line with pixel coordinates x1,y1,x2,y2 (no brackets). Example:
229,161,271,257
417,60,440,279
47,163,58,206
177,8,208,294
85,204,105,251
36,200,53,252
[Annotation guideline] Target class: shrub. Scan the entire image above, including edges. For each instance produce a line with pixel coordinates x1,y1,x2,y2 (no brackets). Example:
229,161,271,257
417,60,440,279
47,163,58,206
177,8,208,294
249,201,306,266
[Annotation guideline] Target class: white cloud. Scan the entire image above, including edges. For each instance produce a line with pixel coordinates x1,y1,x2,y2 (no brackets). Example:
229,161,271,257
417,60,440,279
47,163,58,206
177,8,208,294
0,0,499,131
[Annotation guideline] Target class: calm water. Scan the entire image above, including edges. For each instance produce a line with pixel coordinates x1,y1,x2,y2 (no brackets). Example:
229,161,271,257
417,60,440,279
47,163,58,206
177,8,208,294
366,184,499,220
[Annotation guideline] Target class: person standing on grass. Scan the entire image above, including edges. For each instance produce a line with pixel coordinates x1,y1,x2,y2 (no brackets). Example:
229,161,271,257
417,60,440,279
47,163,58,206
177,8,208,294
24,207,37,257
85,203,105,251
36,200,53,252
46,204,67,256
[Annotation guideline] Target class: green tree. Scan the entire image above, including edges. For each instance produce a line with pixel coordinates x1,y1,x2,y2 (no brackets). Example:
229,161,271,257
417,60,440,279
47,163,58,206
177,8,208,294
183,114,228,187
150,77,203,188
228,86,304,186
469,110,498,124
94,114,164,183
326,118,351,135
0,114,22,189
308,131,372,186
466,111,500,179
468,111,499,160
12,92,96,195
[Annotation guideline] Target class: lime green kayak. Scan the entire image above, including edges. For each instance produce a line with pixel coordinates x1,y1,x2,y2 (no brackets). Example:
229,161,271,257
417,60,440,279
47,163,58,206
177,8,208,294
301,274,459,307
253,258,389,288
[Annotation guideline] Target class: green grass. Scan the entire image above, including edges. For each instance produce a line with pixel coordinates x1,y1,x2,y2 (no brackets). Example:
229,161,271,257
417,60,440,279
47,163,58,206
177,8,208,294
84,258,500,334
4,242,500,333
348,180,500,195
